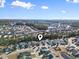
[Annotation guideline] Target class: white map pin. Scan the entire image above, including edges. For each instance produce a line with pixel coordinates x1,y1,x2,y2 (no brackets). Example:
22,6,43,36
38,34,43,40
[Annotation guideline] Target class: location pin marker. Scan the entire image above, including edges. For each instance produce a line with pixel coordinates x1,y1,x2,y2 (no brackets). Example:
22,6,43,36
38,34,43,40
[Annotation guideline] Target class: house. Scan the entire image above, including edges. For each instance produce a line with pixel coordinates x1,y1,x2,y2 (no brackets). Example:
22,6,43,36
3,47,13,54
72,50,79,57
75,37,79,46
19,42,27,49
66,46,75,51
42,53,53,59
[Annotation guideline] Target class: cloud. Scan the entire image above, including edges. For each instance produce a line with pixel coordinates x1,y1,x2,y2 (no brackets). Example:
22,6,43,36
0,0,5,7
66,0,79,3
11,0,35,9
61,10,67,14
41,5,48,9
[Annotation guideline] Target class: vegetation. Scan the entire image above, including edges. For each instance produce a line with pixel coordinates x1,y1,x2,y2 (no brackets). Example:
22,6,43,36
0,35,38,46
25,23,48,30
0,31,79,46
32,24,48,30
15,22,48,30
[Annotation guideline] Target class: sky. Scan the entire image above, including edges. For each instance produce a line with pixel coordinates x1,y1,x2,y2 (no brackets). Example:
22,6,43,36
0,0,79,19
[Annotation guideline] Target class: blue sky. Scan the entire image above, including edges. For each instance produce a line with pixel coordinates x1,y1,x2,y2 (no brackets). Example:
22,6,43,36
0,0,79,19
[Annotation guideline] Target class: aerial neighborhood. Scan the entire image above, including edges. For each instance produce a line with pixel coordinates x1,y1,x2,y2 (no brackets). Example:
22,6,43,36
0,20,79,59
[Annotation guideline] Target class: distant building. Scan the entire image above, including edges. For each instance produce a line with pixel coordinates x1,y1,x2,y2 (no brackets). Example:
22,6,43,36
46,23,72,32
